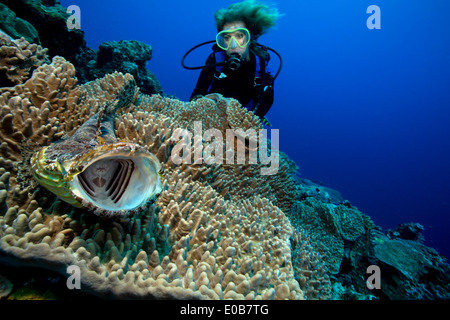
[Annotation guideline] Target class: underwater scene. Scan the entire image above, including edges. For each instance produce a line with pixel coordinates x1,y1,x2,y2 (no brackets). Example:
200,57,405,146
0,0,449,302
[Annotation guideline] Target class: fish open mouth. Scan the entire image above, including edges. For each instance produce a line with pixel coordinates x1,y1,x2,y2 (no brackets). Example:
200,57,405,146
69,146,162,215
77,158,135,205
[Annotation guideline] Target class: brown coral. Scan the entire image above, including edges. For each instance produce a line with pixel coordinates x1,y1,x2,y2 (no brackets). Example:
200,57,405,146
122,93,297,212
291,230,331,300
0,56,319,299
0,36,48,87
289,198,372,275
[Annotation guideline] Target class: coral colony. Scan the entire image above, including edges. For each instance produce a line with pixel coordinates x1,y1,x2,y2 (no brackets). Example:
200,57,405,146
170,120,279,175
0,56,307,299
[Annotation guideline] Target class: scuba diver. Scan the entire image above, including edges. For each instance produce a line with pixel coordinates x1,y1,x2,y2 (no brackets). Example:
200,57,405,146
181,0,282,126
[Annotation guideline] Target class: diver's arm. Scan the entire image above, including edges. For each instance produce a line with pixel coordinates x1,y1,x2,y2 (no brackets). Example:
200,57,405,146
190,54,216,101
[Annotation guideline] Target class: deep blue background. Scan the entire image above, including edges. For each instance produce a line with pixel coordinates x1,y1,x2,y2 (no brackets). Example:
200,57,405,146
60,0,450,258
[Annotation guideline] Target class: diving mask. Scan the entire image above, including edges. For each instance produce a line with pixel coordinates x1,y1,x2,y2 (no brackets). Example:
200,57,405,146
216,28,251,50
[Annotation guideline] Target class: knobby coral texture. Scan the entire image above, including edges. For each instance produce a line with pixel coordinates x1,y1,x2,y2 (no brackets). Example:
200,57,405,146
0,35,49,87
0,55,333,299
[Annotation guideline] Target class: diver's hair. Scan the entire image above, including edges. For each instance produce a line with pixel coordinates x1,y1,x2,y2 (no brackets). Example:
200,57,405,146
214,0,282,40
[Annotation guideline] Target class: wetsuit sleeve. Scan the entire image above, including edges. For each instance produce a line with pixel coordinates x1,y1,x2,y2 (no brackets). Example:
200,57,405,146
190,54,216,101
253,74,274,119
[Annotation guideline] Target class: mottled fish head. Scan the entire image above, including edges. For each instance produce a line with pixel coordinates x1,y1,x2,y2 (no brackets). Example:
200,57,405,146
31,142,163,216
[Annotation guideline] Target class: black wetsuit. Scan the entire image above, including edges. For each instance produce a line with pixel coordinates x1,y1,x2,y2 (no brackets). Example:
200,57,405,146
190,48,274,119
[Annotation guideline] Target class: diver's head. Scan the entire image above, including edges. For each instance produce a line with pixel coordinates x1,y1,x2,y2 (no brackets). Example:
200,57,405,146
214,1,282,67
217,21,251,64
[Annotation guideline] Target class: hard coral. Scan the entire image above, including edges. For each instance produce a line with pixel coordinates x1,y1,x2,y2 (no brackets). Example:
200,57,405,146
0,3,40,44
94,40,162,96
136,93,298,212
289,198,371,275
0,36,49,87
370,230,450,299
0,56,320,299
1,0,85,66
1,1,168,96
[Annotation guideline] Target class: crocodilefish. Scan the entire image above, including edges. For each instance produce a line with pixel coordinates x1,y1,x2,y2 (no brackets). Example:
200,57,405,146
30,79,162,216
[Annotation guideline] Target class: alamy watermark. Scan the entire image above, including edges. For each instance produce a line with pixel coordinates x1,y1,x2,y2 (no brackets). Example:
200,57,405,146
366,265,381,290
66,264,81,289
170,121,279,175
65,5,380,33
367,5,381,29
66,5,81,30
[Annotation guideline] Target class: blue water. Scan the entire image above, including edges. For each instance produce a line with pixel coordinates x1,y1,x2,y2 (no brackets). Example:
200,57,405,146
60,0,450,259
